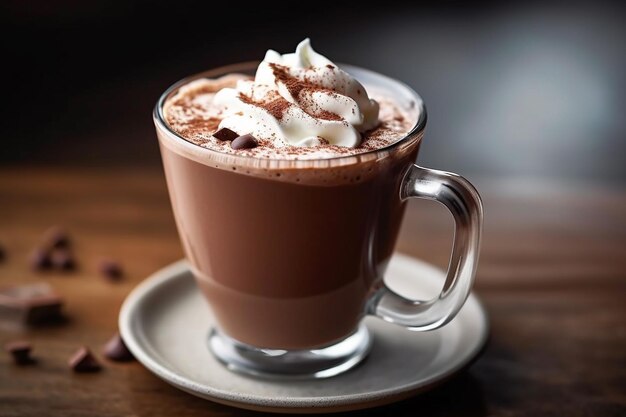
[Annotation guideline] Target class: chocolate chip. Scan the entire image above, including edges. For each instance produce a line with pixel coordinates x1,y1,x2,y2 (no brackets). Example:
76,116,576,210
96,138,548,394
99,259,123,281
5,341,36,365
0,243,5,262
213,127,239,142
0,282,64,325
31,248,52,270
103,333,134,362
68,346,101,373
51,250,76,271
45,227,70,249
231,134,258,150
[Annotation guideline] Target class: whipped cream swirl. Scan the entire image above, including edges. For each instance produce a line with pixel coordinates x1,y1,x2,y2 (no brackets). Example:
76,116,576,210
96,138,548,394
213,39,379,147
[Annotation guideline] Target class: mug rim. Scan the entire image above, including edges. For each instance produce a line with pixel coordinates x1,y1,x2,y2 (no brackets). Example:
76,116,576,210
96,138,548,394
153,61,428,164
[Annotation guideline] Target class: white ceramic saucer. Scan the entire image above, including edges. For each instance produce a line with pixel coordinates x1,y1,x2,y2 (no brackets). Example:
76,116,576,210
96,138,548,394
119,254,488,413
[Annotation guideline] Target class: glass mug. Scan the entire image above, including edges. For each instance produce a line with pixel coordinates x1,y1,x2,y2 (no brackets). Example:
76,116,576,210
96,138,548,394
154,63,483,379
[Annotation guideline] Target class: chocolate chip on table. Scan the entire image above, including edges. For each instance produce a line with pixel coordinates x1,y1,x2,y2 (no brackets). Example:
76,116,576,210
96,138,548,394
99,259,123,281
103,333,134,362
68,347,101,373
51,250,76,271
31,227,75,272
0,282,64,325
31,248,52,270
213,127,239,142
5,341,36,365
231,134,258,150
44,227,70,249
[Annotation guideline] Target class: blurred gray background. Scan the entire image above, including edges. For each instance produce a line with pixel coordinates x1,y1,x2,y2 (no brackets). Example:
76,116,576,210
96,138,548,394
4,1,625,186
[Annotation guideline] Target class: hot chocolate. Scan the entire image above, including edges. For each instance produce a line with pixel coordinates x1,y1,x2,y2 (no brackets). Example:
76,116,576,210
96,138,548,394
156,40,422,349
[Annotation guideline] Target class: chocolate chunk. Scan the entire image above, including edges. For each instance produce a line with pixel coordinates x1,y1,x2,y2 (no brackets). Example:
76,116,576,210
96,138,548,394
0,282,64,325
68,347,101,373
0,243,5,262
31,248,52,270
44,227,70,249
103,333,134,362
213,127,239,142
5,341,36,365
51,250,76,271
99,259,123,281
231,134,258,150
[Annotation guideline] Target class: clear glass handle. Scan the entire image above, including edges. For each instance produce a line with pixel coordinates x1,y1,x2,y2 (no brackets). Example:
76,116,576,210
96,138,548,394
368,164,483,330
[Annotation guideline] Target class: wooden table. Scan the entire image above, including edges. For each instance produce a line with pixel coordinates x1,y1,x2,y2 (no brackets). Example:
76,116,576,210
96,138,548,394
1,168,625,416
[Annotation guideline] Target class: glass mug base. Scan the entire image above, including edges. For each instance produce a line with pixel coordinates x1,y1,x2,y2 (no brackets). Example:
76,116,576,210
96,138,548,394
208,323,372,380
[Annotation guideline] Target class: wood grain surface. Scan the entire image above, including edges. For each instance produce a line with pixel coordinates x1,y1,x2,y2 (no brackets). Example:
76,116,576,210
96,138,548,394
1,168,625,416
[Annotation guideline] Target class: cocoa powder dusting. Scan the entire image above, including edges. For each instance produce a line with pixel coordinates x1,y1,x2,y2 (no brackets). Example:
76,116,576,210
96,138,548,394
193,84,221,95
270,63,335,98
316,110,343,121
270,63,308,97
269,63,343,121
174,117,221,136
238,92,291,120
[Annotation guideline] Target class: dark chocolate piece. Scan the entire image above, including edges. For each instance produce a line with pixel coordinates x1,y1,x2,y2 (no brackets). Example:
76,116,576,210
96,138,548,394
99,259,123,281
231,134,258,150
68,347,101,373
213,127,239,142
45,227,70,249
31,248,52,270
103,333,134,362
5,341,35,365
0,282,64,325
51,250,75,271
